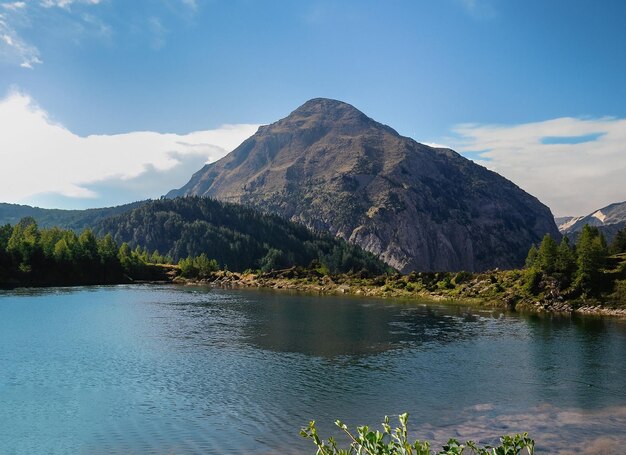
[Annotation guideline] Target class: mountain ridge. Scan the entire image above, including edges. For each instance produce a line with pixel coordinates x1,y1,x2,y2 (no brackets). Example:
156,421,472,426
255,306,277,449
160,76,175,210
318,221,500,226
558,200,626,242
168,98,560,272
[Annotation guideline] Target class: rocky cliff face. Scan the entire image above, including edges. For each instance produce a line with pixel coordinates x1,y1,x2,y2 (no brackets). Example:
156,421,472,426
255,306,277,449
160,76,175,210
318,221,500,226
168,98,560,272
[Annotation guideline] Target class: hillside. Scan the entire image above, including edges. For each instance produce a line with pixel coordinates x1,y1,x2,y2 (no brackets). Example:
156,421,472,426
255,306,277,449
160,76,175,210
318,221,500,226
168,98,560,272
94,197,389,274
0,201,144,231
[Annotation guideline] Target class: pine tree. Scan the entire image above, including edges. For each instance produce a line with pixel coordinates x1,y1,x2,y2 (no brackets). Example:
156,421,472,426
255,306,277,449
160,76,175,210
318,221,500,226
555,237,576,287
610,226,626,254
525,244,538,269
574,225,608,296
536,234,558,274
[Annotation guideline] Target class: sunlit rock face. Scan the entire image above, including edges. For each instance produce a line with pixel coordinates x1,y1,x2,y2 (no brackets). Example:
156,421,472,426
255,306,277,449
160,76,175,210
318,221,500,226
168,98,559,272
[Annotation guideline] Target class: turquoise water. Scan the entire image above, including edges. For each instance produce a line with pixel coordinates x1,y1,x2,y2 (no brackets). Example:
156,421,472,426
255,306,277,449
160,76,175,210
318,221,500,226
1,285,626,454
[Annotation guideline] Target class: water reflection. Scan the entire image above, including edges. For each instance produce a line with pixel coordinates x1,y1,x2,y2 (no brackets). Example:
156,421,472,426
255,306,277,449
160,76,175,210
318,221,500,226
524,313,626,411
234,291,486,357
417,403,626,455
156,287,497,358
2,285,626,454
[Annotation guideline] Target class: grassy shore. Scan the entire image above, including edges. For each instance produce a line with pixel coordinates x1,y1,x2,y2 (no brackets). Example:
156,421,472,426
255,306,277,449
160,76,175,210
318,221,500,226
172,265,626,318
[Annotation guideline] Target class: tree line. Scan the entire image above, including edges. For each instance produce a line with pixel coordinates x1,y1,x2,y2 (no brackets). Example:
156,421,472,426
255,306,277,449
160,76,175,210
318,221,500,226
0,217,168,286
94,197,390,275
525,224,626,299
1,196,391,287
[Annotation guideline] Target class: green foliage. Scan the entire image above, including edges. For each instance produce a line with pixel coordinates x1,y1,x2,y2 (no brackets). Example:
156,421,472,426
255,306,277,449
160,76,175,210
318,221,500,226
193,253,219,277
178,254,219,278
574,225,608,296
554,237,576,283
610,279,626,306
260,248,288,273
437,275,453,290
300,413,534,455
535,234,558,275
524,245,537,269
95,197,389,275
610,225,626,254
0,201,145,231
524,228,612,297
0,218,168,286
452,271,472,286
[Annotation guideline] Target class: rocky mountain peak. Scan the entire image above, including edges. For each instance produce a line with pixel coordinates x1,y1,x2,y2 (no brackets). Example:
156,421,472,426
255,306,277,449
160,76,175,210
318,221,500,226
168,98,560,272
256,98,399,139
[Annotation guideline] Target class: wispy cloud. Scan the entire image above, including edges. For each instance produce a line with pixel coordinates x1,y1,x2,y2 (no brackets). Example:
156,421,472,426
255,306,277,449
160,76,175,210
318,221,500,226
1,0,198,69
0,11,42,68
0,0,104,69
147,16,167,49
40,0,101,9
450,116,626,216
0,91,260,208
2,2,26,11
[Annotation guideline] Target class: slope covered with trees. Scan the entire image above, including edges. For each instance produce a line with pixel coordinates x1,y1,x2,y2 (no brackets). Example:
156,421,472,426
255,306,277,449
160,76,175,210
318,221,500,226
0,217,165,286
0,201,144,231
524,224,626,302
94,197,390,274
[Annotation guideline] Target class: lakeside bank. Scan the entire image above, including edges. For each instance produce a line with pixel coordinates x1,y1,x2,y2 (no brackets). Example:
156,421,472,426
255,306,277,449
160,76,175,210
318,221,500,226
172,267,626,318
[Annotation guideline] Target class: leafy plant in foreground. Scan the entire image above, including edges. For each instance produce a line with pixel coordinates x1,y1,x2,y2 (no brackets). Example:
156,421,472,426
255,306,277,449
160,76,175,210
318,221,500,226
300,413,534,455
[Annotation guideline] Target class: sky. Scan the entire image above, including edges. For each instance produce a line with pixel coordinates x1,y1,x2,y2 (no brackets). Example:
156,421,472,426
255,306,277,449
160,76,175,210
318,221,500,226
1,0,625,216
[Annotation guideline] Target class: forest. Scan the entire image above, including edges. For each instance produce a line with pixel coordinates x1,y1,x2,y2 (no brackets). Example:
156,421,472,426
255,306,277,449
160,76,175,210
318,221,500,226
525,224,626,300
0,216,168,286
94,197,389,275
0,197,390,286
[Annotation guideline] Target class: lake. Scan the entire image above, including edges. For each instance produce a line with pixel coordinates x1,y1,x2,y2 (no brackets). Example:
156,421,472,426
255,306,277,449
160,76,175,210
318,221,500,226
1,285,626,454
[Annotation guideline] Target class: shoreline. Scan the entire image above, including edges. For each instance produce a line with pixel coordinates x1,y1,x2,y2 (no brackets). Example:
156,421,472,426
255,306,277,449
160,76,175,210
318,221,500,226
172,268,626,319
3,266,625,318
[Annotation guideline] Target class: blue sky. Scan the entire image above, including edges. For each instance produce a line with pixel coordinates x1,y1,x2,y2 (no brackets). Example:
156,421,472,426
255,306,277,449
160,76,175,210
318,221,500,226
1,0,625,215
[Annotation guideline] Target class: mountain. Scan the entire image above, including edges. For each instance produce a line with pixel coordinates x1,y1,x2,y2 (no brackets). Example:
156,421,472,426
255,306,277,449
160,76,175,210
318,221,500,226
168,98,559,272
558,201,626,242
555,216,578,231
94,197,389,274
0,201,144,231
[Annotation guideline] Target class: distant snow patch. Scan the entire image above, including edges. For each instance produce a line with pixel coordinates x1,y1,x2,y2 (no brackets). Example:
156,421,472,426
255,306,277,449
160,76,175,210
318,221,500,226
558,216,585,231
592,210,607,223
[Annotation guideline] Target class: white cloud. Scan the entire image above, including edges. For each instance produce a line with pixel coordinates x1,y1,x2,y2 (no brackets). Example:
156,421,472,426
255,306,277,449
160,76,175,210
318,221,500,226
2,2,26,11
40,0,101,8
451,117,626,217
424,142,450,149
0,0,104,69
0,91,260,208
0,12,42,68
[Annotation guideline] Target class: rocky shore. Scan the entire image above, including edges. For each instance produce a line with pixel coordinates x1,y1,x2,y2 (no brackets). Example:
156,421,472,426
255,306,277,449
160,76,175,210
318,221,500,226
172,267,626,318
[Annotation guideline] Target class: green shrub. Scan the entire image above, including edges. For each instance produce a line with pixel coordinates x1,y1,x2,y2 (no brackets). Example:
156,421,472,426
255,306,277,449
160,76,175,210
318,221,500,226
612,280,626,306
452,271,472,285
301,413,535,455
437,275,453,290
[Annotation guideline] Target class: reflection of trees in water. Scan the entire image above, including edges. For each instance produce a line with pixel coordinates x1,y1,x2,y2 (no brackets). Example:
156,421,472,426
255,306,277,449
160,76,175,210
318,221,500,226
235,292,488,358
524,313,626,410
160,288,509,358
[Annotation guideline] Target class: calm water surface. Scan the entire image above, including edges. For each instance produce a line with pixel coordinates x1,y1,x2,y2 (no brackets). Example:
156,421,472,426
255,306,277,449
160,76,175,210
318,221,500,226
1,285,626,454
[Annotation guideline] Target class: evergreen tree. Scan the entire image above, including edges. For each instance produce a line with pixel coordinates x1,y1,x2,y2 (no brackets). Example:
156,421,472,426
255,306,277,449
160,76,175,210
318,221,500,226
525,244,538,269
536,234,558,274
610,226,626,254
555,237,576,287
574,225,608,296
